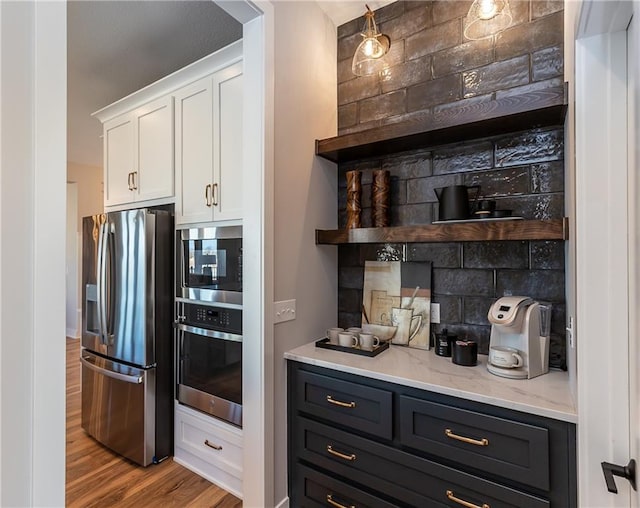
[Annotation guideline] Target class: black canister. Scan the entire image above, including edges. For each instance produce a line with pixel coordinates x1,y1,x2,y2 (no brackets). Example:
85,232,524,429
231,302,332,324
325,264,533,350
434,329,455,357
451,339,478,366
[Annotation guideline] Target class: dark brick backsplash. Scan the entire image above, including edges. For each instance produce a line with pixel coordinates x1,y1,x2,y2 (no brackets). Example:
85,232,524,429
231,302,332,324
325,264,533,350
432,141,494,174
532,45,564,82
336,1,566,366
463,241,529,269
494,10,563,61
463,55,530,98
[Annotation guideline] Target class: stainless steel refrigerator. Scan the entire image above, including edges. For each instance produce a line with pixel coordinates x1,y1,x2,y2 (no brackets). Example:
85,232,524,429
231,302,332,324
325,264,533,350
81,208,173,466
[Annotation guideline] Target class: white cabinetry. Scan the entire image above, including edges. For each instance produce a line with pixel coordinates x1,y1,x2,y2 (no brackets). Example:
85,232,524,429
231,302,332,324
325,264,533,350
175,62,243,225
174,403,243,499
103,96,174,207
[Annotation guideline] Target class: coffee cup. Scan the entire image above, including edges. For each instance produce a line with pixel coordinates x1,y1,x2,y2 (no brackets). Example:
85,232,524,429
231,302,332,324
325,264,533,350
390,307,423,345
338,332,358,348
359,332,380,351
347,327,362,337
327,327,344,344
489,346,523,369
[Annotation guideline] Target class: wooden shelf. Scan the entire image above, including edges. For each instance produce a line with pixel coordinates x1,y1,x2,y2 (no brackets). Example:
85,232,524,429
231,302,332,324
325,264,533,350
316,218,568,245
316,85,568,163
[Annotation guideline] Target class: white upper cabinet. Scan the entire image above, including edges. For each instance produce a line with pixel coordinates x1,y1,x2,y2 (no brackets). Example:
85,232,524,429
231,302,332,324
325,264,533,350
175,61,243,225
103,95,174,207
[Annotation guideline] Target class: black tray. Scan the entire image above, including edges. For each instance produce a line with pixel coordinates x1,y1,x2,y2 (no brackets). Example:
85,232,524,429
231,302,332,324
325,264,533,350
315,337,389,357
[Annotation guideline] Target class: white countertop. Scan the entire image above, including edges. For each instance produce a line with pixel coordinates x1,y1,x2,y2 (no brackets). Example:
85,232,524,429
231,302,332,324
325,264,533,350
285,341,577,423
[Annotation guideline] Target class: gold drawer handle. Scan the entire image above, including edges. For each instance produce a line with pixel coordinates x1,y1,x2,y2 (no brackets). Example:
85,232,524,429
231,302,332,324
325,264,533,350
446,490,490,508
326,445,356,462
326,395,356,408
445,428,489,447
204,439,222,450
326,494,355,508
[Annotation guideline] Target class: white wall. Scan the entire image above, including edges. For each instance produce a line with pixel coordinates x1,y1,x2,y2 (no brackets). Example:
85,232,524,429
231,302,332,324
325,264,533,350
66,162,103,338
271,2,338,505
0,1,66,505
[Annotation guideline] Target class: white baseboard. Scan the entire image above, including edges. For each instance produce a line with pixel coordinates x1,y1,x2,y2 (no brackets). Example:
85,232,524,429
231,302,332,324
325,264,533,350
275,496,289,508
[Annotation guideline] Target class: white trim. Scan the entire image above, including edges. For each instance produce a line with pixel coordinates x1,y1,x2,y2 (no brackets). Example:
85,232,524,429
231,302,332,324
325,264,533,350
575,4,632,505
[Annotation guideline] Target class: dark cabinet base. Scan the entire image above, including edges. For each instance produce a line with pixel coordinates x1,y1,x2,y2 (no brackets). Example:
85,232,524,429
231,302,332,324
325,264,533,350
288,361,576,508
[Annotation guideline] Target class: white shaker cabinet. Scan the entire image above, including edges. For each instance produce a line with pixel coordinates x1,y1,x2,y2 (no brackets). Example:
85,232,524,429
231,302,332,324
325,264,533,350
175,61,243,225
103,95,174,207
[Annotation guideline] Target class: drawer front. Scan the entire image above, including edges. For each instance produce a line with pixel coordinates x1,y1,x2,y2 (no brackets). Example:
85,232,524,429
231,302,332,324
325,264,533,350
296,370,393,440
399,395,549,491
295,416,549,508
293,463,397,508
175,406,243,479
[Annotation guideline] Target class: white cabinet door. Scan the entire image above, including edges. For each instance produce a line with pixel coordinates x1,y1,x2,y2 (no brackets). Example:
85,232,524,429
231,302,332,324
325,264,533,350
175,61,243,226
104,115,134,207
103,96,174,208
213,62,243,222
135,96,174,202
175,77,215,225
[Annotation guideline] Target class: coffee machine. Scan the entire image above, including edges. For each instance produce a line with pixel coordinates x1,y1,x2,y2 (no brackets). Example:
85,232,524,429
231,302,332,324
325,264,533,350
487,296,550,379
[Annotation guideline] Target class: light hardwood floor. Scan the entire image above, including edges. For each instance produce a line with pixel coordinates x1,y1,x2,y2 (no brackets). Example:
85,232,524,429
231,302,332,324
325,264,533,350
66,338,242,507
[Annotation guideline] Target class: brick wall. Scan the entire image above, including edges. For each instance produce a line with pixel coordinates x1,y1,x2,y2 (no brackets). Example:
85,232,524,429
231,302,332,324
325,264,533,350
335,1,567,367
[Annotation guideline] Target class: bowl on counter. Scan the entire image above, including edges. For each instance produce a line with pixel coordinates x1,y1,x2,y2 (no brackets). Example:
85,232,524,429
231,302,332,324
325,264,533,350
361,323,397,342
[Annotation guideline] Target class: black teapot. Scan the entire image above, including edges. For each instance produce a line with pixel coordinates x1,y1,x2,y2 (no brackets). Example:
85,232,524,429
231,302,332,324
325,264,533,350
435,185,480,221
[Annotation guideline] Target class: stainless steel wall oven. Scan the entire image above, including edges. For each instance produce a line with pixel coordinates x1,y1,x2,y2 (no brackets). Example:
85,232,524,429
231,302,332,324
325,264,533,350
177,225,242,305
176,301,243,427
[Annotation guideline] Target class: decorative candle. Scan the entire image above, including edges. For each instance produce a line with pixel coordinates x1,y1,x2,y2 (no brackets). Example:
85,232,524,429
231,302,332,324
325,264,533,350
371,169,390,227
345,170,362,229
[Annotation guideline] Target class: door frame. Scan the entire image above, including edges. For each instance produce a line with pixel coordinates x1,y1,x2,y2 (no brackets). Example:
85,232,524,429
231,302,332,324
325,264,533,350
574,0,635,505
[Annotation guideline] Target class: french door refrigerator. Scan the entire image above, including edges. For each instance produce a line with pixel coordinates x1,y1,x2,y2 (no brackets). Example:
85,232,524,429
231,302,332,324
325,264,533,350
81,208,173,466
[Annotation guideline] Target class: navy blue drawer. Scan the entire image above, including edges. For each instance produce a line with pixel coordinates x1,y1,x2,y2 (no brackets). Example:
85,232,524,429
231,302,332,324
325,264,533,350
399,395,550,491
296,370,393,440
292,463,397,508
294,416,549,508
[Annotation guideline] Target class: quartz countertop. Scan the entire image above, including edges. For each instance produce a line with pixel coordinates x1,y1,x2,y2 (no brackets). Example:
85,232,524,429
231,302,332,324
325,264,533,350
285,341,577,423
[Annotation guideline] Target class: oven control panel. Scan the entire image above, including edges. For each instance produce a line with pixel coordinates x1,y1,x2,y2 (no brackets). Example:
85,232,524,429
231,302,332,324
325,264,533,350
181,303,242,335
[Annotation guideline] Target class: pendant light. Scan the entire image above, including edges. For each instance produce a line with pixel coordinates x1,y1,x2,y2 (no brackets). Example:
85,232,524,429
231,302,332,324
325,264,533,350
352,5,391,77
464,0,513,40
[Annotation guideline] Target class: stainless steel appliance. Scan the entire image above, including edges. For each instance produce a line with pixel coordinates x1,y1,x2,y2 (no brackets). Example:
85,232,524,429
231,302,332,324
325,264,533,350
176,301,242,427
81,208,173,466
176,225,242,305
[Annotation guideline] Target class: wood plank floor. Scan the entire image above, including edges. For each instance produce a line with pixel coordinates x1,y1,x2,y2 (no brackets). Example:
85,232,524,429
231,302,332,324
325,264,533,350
66,338,242,507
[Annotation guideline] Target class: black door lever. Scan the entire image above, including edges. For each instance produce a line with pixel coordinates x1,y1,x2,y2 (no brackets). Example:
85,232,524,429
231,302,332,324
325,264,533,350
602,459,637,493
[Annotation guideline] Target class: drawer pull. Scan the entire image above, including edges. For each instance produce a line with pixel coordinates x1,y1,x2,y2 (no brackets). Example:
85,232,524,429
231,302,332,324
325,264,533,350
446,490,489,508
445,428,489,447
326,494,355,508
326,445,356,462
326,395,356,408
204,439,222,451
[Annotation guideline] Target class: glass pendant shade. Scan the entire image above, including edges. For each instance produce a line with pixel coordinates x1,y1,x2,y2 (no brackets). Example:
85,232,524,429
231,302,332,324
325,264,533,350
352,6,391,77
464,0,512,40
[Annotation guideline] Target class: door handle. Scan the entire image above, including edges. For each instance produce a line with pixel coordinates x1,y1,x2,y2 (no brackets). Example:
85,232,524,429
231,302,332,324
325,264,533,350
212,183,218,206
205,184,212,207
602,459,637,493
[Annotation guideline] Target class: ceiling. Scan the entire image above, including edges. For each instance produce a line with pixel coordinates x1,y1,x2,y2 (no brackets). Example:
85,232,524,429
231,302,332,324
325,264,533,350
67,0,393,168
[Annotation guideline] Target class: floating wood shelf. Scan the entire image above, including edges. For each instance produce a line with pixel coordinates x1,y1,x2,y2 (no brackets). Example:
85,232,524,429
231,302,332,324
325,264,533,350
316,218,568,245
316,85,568,164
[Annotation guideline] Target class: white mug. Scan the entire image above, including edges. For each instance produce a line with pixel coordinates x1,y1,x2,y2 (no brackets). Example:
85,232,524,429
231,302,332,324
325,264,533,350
327,327,344,343
489,346,523,369
347,327,362,337
359,332,380,351
338,332,358,348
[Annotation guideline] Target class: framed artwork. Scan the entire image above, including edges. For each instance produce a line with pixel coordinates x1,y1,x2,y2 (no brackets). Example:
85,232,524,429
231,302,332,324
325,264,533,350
362,261,432,350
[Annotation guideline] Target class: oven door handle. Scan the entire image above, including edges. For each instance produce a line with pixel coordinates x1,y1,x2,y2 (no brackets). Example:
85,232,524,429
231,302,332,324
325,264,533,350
175,323,243,343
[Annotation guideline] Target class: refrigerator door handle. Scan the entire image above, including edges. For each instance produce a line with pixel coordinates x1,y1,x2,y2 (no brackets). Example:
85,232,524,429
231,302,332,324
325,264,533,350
96,221,108,343
80,355,143,384
104,221,115,343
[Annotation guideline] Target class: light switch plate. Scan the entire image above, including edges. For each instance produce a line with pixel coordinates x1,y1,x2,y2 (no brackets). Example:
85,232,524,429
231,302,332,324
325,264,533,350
430,303,440,323
274,299,296,324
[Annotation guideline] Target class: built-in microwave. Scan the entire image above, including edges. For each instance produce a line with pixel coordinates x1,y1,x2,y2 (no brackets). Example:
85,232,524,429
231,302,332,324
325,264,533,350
176,225,242,305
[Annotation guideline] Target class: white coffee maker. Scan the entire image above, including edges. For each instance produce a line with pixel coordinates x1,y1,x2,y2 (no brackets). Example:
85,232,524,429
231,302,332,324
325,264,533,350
487,296,550,379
